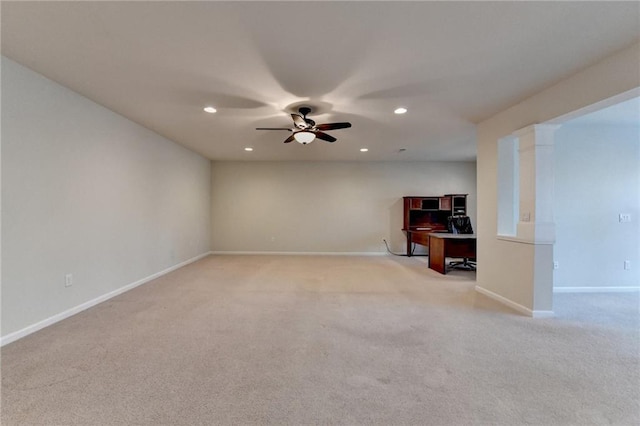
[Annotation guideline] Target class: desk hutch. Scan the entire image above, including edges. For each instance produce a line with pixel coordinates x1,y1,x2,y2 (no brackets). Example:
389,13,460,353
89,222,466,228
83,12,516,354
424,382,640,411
402,194,467,256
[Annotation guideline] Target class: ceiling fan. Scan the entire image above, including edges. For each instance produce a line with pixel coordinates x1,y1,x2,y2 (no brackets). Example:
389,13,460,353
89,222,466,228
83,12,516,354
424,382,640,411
256,107,352,144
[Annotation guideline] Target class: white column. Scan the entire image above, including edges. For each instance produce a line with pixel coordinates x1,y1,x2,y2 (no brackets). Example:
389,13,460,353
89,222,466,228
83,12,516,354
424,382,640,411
513,124,560,244
512,124,560,314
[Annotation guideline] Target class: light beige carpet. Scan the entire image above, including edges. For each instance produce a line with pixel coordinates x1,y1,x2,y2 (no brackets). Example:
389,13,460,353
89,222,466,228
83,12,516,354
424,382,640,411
1,255,639,425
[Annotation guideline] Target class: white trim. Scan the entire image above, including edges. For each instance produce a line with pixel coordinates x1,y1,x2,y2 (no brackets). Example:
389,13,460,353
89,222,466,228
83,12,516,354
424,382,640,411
496,235,554,245
554,286,640,293
531,310,555,319
475,285,554,318
547,87,640,125
0,252,212,347
513,124,561,143
210,251,388,256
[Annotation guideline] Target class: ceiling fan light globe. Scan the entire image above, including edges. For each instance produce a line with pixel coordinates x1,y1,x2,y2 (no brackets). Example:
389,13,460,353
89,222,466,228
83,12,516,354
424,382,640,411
294,131,316,144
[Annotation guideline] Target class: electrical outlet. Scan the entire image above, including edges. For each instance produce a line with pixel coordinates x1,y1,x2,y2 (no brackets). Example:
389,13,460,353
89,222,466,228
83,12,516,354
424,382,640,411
553,261,559,270
65,273,73,287
619,213,631,223
624,260,631,270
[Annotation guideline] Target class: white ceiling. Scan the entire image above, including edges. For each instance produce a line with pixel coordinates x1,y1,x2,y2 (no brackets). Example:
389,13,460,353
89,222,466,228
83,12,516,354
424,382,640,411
2,1,638,161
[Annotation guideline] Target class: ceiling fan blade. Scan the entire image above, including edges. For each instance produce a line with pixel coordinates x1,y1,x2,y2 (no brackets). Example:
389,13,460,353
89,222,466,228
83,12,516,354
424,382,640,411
256,127,293,131
315,131,337,143
283,134,296,143
291,114,308,129
315,122,352,131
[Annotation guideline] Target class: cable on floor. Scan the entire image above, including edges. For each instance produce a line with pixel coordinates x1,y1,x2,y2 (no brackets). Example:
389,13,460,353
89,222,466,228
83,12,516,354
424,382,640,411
383,239,428,257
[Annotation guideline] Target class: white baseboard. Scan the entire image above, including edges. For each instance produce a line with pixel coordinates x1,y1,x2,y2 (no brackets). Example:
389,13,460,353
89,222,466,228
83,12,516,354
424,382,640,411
210,251,388,256
554,286,640,293
0,251,212,347
530,310,555,318
475,285,554,318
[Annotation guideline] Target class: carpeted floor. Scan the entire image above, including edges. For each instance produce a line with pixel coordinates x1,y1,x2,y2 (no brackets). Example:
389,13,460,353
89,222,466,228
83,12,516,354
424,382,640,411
1,255,639,425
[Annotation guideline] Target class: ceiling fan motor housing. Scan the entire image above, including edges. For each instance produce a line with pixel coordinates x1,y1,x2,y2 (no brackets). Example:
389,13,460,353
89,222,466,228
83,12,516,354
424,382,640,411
298,107,312,116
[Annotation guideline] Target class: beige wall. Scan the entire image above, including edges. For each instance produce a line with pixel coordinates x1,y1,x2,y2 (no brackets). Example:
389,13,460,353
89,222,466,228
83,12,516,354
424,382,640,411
211,161,476,253
2,57,212,339
476,42,640,313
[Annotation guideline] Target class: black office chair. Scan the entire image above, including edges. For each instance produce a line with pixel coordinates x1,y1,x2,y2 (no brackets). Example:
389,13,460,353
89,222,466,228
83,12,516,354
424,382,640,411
447,215,476,271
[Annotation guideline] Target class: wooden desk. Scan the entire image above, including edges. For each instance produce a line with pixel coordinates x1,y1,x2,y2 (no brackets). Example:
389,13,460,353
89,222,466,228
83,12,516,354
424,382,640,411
404,229,432,256
428,233,476,274
402,195,468,256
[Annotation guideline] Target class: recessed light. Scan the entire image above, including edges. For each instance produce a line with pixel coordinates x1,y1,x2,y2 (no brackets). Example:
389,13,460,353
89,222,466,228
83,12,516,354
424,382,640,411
394,107,407,114
360,148,369,152
204,106,217,113
244,147,253,152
